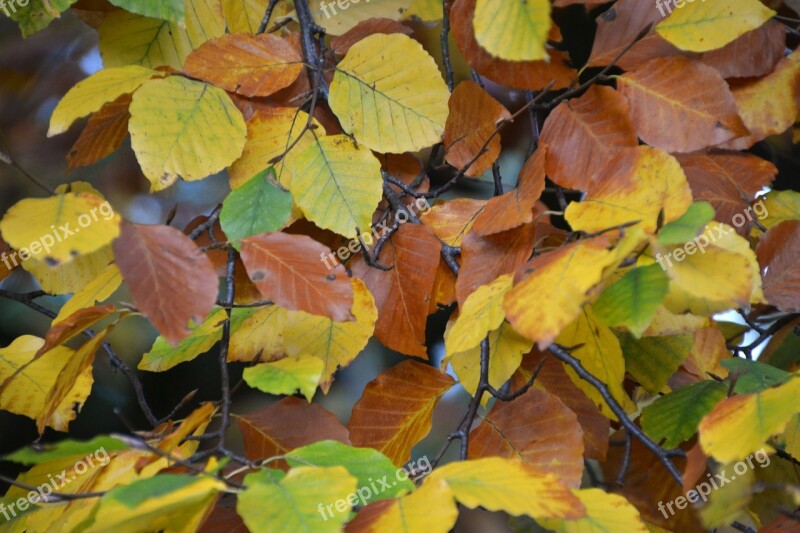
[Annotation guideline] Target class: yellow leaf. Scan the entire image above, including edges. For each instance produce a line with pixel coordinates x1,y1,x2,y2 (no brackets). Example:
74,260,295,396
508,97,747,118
222,0,290,33
446,322,531,407
99,11,194,70
445,274,513,356
129,77,247,191
565,147,693,234
538,488,647,532
286,134,383,238
473,0,550,61
310,0,412,35
699,376,800,463
349,479,458,533
0,193,120,266
22,246,115,295
243,355,324,402
556,307,635,421
139,308,227,371
503,235,622,349
700,469,755,529
405,0,442,21
185,0,225,45
0,336,93,432
425,457,584,520
282,278,377,393
48,66,162,136
329,33,450,153
656,0,776,53
229,107,325,189
53,262,122,324
229,305,287,362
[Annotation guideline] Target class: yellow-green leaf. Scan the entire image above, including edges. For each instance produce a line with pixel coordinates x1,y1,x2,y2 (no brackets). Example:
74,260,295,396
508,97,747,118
329,33,450,153
129,77,246,191
656,0,776,53
310,0,412,35
0,193,121,266
473,0,550,61
538,488,648,532
445,274,513,356
54,262,122,324
48,66,162,136
286,134,382,238
243,356,324,402
99,11,194,70
139,308,227,371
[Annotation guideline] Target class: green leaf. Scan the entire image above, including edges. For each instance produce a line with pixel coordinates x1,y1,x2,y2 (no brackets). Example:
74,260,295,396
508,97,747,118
139,308,226,372
4,436,126,464
642,380,727,448
108,0,184,25
8,0,79,37
285,441,416,504
237,467,358,533
594,265,669,337
220,168,293,250
722,358,792,394
618,333,694,394
243,356,324,402
658,201,715,244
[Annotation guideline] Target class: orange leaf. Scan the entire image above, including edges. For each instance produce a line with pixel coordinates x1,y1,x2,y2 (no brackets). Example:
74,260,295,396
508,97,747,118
184,33,304,98
67,94,131,172
240,232,354,322
38,303,117,356
113,222,219,345
348,360,454,466
421,198,486,247
756,220,800,313
443,81,511,176
469,388,584,488
617,56,748,153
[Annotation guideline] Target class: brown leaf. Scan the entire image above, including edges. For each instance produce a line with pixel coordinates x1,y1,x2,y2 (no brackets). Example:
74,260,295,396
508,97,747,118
450,0,575,90
539,86,637,190
235,396,350,468
617,56,748,153
469,388,585,488
67,94,131,172
757,220,800,313
113,222,219,345
676,152,777,235
682,442,709,494
443,81,511,176
348,360,454,466
0,234,15,282
351,224,441,358
331,18,413,56
183,33,304,97
587,0,666,68
698,21,785,80
240,232,354,322
455,223,536,307
512,349,610,461
199,496,248,533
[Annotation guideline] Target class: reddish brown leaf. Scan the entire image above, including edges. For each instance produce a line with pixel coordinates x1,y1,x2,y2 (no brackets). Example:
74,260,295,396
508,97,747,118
351,224,440,358
0,235,14,282
455,223,536,307
588,0,666,68
113,222,218,345
676,152,777,235
420,198,486,247
66,94,131,172
331,18,413,56
443,81,511,177
348,360,454,466
38,303,117,356
757,220,800,313
240,232,354,322
682,442,709,494
699,21,785,79
540,86,637,190
512,349,610,461
450,0,575,90
183,33,304,98
617,57,748,153
235,396,350,468
199,496,247,533
472,147,547,236
469,388,584,488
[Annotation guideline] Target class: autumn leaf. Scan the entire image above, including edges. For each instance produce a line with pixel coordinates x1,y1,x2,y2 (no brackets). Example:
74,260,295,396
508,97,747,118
66,94,133,172
445,274,513,356
113,222,219,345
309,0,412,35
243,356,324,402
220,169,293,248
472,0,550,61
642,380,727,449
756,220,800,313
139,308,226,371
348,360,454,466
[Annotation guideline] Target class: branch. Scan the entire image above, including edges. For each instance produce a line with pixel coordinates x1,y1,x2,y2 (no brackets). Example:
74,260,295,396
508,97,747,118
441,0,455,91
257,0,280,33
294,0,328,100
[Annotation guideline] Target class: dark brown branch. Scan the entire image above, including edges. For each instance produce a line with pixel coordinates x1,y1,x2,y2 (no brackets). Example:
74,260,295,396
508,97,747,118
441,0,455,91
